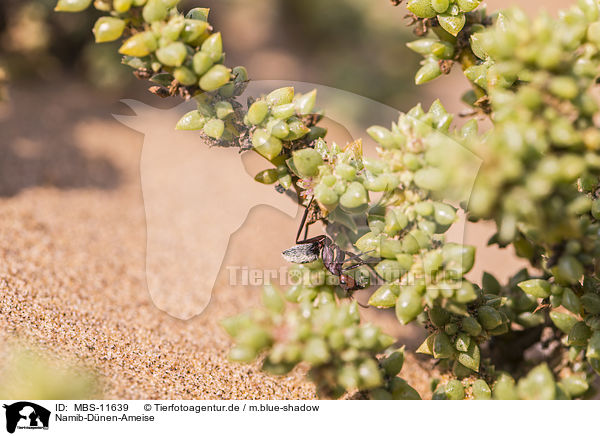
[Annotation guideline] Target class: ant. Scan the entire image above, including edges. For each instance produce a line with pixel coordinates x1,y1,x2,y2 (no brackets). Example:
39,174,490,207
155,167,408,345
282,198,373,294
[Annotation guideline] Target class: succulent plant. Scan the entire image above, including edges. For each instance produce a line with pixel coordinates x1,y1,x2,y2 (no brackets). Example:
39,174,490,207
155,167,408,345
55,0,600,399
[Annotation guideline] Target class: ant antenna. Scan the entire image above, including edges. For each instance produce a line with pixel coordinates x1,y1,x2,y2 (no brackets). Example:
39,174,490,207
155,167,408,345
295,197,314,243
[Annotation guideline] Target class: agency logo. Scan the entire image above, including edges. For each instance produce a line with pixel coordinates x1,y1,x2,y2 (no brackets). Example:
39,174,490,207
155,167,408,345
3,402,50,433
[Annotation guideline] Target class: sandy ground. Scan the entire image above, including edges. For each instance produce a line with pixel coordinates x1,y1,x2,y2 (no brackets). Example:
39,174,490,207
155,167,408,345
0,0,567,399
0,80,443,399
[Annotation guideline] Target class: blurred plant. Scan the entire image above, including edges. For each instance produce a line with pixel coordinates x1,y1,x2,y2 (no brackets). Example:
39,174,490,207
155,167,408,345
0,343,99,399
0,0,131,88
54,0,600,399
279,0,419,115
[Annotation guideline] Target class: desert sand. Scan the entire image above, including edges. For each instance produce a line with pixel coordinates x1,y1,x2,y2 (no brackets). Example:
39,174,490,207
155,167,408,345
0,0,566,399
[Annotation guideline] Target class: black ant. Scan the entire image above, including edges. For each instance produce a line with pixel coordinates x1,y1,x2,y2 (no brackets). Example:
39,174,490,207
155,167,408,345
282,198,373,294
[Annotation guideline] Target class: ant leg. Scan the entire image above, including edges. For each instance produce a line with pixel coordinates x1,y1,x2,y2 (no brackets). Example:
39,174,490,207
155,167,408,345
340,249,377,270
348,293,370,308
295,197,314,243
343,261,365,271
364,263,385,285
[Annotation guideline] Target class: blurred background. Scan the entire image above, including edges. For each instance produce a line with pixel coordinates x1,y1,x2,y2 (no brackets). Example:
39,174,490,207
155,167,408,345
0,0,421,108
0,0,566,399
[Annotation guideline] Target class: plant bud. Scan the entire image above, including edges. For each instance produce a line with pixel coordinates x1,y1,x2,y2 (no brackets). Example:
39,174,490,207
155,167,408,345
445,380,465,400
93,17,125,43
199,65,231,91
517,364,555,400
176,110,205,130
477,306,503,330
247,100,269,125
414,167,445,190
314,184,338,208
143,0,169,23
549,76,578,100
266,87,294,106
550,310,577,333
457,0,480,12
588,21,600,45
369,284,401,309
433,332,454,359
355,232,380,254
262,284,285,314
482,272,501,294
220,313,251,337
560,375,589,397
203,118,224,139
406,39,438,55
335,163,357,181
212,101,233,119
582,293,600,314
407,0,437,18
358,359,383,389
254,169,278,185
562,288,582,314
585,314,600,330
237,325,272,352
173,66,197,86
340,182,368,212
113,0,133,12
253,129,282,160
55,0,92,12
375,260,403,282
192,52,214,76
270,121,290,139
458,342,480,371
162,16,185,40
156,42,187,67
294,90,317,115
428,305,449,328
455,281,477,303
587,331,600,359
493,374,518,400
417,334,435,355
201,32,223,62
414,202,433,217
186,7,209,21
395,286,423,325
517,279,551,298
303,338,330,365
442,243,475,276
591,199,600,220
567,321,591,346
119,31,157,57
423,250,443,273
385,209,408,236
415,61,442,85
461,316,482,336
182,19,209,43
433,202,456,226
287,120,310,140
229,345,257,362
472,379,491,400
271,103,296,119
307,126,327,142
438,13,466,36
367,126,396,149
431,0,449,13
293,148,323,178
337,365,359,390
382,349,405,377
